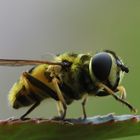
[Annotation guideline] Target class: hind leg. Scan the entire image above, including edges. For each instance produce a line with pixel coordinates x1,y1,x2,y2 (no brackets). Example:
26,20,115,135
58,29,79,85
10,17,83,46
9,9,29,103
20,72,59,119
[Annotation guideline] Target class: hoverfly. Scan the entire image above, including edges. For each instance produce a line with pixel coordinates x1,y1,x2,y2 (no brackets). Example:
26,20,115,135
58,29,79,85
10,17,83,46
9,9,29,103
0,50,137,120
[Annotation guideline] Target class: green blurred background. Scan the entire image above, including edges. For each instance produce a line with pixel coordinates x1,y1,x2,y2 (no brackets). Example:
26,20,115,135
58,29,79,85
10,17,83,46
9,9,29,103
0,0,139,139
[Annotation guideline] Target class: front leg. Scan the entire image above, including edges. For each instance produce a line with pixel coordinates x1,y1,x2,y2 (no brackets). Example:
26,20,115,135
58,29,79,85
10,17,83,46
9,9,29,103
117,86,126,100
96,82,137,113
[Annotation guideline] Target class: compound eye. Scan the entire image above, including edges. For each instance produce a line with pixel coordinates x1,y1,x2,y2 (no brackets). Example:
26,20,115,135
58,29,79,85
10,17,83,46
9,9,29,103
91,52,112,81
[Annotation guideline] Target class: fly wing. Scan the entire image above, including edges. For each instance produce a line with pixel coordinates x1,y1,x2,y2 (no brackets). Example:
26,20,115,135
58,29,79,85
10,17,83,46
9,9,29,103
0,59,61,66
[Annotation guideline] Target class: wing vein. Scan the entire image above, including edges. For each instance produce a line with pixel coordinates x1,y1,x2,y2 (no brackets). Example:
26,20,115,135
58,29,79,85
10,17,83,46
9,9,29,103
0,59,61,66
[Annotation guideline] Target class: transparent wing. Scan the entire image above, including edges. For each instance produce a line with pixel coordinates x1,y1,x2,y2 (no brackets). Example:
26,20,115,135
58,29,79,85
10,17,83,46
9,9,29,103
0,59,61,66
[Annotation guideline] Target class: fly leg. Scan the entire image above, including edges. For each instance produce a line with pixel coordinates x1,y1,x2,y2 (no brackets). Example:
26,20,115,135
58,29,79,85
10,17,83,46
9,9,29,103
81,94,88,119
20,102,40,120
47,65,67,120
96,82,137,113
52,77,67,120
20,72,59,120
116,86,127,107
117,86,127,100
56,101,64,117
